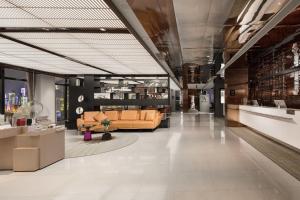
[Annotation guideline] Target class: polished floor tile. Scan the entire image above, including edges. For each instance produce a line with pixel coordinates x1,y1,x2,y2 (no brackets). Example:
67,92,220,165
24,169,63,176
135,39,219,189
0,113,299,200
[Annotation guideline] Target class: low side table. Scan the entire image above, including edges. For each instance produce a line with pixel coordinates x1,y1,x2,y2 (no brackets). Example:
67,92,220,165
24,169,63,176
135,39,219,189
83,125,93,141
159,118,170,128
159,113,170,128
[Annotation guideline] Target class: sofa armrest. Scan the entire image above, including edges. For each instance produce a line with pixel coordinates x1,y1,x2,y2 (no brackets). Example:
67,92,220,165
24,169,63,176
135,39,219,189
159,113,164,120
153,112,162,127
77,118,84,129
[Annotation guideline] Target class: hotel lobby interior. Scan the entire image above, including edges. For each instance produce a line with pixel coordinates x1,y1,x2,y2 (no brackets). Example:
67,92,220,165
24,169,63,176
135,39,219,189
1,0,300,199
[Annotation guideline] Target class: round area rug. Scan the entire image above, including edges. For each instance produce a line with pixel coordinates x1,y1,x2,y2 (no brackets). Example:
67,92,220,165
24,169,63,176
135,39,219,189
65,133,138,158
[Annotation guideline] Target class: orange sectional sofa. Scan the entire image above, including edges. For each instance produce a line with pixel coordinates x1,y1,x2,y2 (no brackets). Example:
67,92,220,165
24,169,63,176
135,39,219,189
77,110,163,131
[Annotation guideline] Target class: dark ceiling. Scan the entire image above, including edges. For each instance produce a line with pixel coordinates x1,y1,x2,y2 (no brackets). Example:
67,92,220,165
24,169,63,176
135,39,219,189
127,0,182,76
127,0,289,83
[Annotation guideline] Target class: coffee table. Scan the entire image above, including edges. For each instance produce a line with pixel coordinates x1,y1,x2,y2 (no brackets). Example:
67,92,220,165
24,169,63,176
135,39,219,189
82,124,117,141
93,126,117,141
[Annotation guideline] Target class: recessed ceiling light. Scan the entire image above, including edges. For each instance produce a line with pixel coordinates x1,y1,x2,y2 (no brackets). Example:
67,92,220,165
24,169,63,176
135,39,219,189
100,28,107,32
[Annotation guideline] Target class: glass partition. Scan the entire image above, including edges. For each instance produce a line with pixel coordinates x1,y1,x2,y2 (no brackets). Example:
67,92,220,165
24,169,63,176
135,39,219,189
4,69,30,114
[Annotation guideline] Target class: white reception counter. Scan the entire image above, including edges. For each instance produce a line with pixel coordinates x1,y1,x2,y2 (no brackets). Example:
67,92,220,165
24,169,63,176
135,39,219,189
231,105,300,150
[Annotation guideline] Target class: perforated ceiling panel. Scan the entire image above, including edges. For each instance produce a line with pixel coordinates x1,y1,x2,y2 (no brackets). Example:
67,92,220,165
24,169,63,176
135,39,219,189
0,0,166,75
0,0,125,28
0,37,107,74
4,32,166,74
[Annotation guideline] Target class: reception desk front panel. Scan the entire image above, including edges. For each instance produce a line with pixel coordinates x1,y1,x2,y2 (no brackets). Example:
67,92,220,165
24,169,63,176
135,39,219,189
229,105,300,150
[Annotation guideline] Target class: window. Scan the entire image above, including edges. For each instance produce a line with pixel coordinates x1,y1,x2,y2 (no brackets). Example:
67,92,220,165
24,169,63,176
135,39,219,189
4,69,30,113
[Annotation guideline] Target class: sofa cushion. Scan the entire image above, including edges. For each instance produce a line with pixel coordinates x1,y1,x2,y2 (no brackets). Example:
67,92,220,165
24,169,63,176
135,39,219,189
84,112,99,121
121,110,138,121
140,110,147,120
94,112,107,122
83,121,99,126
145,110,157,121
132,121,155,129
105,111,119,121
112,120,133,129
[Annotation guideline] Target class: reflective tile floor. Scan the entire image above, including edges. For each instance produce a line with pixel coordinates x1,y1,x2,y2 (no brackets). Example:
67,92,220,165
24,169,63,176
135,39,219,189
0,113,300,200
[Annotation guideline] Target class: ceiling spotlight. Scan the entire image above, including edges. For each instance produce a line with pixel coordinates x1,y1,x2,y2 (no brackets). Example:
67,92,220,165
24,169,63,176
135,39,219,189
42,28,50,31
100,28,107,32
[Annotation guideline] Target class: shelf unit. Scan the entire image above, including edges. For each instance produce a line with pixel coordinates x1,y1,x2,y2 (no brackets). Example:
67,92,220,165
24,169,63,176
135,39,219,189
67,75,171,129
250,44,300,108
93,76,170,104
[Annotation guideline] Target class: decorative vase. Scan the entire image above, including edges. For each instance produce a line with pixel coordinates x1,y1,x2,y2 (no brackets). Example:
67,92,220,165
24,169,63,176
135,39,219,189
102,126,112,140
102,132,112,140
84,131,92,141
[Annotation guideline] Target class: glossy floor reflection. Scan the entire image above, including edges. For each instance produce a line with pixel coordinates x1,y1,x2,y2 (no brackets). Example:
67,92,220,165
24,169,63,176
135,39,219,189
0,113,299,200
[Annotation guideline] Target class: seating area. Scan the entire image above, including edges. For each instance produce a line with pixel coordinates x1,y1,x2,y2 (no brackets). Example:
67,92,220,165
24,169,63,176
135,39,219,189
77,109,163,132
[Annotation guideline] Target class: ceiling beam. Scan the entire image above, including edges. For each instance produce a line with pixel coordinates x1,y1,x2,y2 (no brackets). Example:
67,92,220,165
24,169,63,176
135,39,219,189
106,0,182,89
0,62,67,78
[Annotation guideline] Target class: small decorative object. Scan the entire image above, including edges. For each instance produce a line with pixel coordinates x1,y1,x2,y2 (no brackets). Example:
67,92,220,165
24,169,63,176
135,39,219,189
12,101,43,127
101,118,112,140
78,95,84,103
27,118,32,126
30,101,43,120
76,107,84,115
84,127,92,141
16,118,26,126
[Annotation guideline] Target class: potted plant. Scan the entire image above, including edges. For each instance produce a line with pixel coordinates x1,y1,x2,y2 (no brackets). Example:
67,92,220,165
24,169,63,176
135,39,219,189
101,118,112,140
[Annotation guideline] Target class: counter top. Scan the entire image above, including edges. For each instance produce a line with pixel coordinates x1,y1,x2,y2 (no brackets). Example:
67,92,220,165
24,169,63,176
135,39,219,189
228,104,300,120
238,105,297,120
0,127,27,139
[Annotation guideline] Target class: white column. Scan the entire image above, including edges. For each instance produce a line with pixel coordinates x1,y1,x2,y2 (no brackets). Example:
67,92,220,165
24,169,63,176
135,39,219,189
190,95,195,110
189,65,197,83
34,74,56,122
294,71,299,95
292,43,299,67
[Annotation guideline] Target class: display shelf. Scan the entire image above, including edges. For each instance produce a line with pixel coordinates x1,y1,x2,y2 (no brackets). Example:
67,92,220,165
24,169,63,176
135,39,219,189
250,41,300,108
94,99,169,106
67,75,171,129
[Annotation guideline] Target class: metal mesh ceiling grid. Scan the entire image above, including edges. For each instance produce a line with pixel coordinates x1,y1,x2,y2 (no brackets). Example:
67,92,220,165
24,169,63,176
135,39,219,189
3,32,166,74
0,37,107,74
0,0,125,28
0,0,166,74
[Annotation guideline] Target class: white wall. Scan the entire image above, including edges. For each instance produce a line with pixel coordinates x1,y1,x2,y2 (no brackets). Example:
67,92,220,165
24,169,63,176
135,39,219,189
34,74,56,122
199,94,210,113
